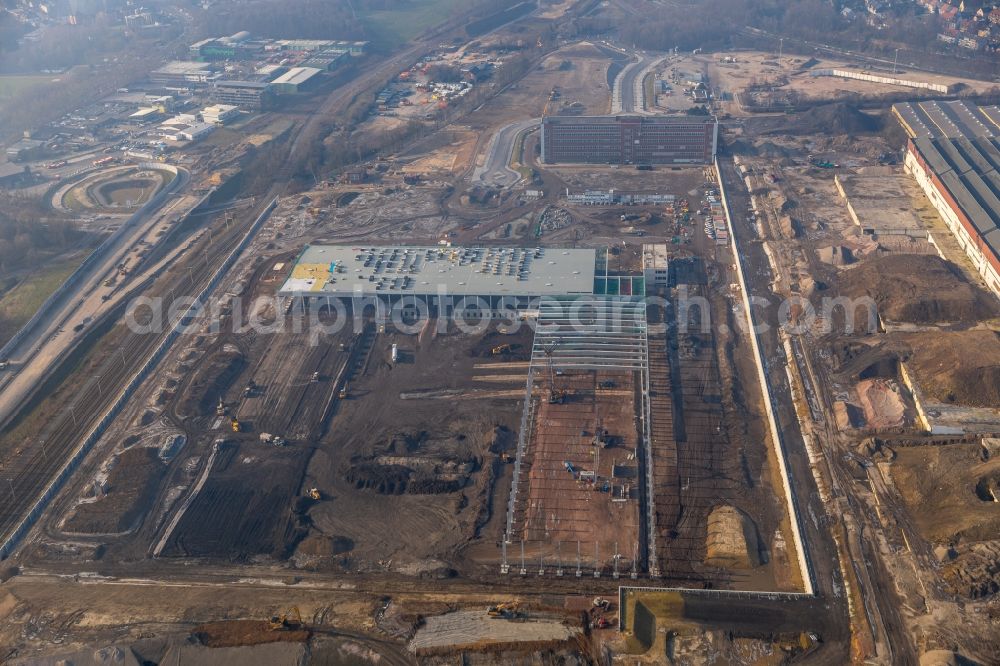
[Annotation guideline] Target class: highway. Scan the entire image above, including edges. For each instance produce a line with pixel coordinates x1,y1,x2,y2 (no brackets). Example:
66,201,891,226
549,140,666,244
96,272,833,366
612,54,645,113
0,169,195,430
0,0,553,562
0,191,269,556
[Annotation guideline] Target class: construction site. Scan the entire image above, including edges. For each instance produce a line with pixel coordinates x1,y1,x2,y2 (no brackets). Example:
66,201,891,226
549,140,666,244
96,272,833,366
4,0,1000,659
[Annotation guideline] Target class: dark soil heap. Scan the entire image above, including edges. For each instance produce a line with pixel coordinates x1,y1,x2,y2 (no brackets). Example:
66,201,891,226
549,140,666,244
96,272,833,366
836,255,999,324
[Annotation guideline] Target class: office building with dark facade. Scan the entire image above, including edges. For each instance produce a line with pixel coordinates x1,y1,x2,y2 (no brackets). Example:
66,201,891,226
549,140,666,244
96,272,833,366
540,115,717,165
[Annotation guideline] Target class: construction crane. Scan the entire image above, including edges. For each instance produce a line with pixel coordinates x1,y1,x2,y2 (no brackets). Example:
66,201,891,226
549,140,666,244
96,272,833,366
268,606,303,631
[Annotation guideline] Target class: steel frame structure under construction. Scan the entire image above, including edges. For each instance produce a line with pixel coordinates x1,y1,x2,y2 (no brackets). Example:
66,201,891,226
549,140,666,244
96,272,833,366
502,296,658,577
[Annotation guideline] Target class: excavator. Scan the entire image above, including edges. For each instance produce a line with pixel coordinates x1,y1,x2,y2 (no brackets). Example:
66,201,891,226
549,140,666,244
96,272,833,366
268,606,303,631
491,344,512,356
307,488,321,500
487,602,525,620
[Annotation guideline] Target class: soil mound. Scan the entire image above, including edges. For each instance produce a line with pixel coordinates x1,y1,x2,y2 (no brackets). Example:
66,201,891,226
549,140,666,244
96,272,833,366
901,330,1000,407
705,505,760,569
192,620,309,648
63,447,166,534
786,102,881,136
919,650,980,666
856,378,907,429
297,534,354,556
837,255,999,324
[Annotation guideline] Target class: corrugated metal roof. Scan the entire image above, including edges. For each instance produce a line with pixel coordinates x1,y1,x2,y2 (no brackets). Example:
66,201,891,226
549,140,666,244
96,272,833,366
913,137,953,175
974,137,1000,173
953,138,996,176
271,67,322,86
936,138,974,175
912,137,1000,266
962,171,1000,232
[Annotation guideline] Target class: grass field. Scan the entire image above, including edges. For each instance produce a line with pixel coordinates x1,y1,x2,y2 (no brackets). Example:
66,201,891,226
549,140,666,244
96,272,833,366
0,256,84,349
361,0,465,50
0,75,53,100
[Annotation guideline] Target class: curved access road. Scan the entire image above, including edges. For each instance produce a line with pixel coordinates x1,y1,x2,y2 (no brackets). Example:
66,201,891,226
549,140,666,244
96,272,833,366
471,117,540,188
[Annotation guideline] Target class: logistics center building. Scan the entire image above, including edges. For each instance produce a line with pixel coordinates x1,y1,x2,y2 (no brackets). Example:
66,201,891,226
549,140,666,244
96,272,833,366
894,101,1000,298
278,245,656,313
540,115,717,165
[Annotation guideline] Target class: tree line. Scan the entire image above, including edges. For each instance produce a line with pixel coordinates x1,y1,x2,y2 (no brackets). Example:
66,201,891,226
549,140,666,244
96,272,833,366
0,195,81,276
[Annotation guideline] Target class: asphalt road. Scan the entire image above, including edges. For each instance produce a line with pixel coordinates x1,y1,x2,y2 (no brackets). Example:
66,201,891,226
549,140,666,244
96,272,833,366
0,170,194,430
471,117,539,188
0,0,549,561
612,54,647,113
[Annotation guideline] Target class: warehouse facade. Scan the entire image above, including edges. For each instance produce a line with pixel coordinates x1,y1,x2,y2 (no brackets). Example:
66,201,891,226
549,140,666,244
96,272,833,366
905,136,1000,298
540,115,717,165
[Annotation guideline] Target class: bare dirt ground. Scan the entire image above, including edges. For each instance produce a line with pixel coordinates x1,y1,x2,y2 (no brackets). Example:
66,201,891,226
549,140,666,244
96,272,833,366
898,330,1000,408
400,129,480,175
701,50,995,117
891,442,1000,545
732,96,1000,662
463,41,612,147
299,322,530,574
516,369,642,571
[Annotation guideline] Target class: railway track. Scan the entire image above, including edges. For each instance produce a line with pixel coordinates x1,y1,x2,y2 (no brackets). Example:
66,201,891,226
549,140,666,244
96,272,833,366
0,200,263,554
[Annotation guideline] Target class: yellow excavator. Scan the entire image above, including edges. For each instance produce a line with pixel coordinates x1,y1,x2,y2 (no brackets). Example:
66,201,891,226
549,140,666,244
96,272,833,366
487,602,526,620
269,606,303,631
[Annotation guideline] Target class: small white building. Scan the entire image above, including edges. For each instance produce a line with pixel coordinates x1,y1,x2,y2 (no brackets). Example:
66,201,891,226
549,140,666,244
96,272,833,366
179,122,215,141
642,243,669,288
201,104,240,125
158,114,215,142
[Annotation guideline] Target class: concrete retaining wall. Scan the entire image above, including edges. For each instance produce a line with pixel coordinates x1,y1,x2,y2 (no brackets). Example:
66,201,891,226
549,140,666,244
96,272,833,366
0,197,278,560
714,158,815,595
